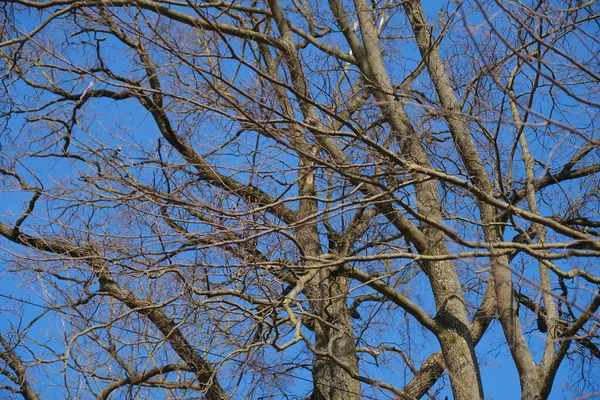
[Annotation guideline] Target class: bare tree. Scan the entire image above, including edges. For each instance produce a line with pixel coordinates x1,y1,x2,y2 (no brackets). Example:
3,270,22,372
1,0,599,399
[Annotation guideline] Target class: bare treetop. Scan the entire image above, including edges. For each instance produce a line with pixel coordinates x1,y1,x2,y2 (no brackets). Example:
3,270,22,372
1,1,599,399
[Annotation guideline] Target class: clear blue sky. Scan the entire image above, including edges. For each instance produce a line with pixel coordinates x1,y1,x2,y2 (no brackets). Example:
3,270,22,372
1,1,599,399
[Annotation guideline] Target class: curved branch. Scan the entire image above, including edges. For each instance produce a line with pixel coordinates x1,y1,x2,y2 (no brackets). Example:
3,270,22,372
0,222,229,400
0,334,40,400
99,363,192,400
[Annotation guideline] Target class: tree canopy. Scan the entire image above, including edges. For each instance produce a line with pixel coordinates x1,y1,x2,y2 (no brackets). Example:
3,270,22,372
1,0,599,399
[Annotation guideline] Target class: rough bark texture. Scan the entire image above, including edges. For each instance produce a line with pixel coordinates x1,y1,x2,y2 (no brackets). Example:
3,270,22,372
0,334,40,400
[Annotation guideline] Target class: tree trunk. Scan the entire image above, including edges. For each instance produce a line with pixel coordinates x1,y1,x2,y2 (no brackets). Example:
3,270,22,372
310,274,360,400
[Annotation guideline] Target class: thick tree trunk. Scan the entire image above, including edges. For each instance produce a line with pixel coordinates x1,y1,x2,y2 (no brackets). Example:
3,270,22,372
324,1,484,397
421,245,483,400
295,171,360,399
310,275,361,400
264,0,363,396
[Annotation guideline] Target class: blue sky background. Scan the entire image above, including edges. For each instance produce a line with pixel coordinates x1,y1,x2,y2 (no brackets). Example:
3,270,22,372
1,1,599,399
